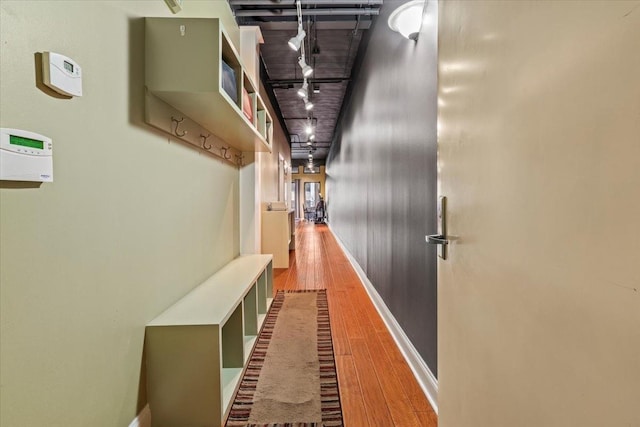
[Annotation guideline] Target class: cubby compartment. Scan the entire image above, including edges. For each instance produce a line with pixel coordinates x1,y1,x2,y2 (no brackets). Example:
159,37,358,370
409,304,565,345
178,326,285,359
221,304,244,410
241,71,257,125
243,283,258,363
257,270,268,326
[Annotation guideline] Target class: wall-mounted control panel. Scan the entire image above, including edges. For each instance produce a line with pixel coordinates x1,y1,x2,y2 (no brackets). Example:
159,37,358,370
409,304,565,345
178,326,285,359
43,52,82,97
0,128,53,182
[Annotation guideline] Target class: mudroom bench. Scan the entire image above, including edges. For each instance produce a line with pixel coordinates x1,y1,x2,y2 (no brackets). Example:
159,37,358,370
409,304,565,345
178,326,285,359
145,254,273,426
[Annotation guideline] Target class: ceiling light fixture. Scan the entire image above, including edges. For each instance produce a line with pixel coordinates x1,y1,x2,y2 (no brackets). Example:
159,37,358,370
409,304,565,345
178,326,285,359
298,57,313,77
288,0,306,51
388,0,427,41
309,134,316,141
304,99,314,111
297,79,309,98
288,29,306,51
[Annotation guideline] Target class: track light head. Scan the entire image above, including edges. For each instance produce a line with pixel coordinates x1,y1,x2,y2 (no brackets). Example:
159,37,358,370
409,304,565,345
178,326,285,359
304,100,314,111
298,57,313,77
309,134,316,141
288,27,306,51
297,80,309,99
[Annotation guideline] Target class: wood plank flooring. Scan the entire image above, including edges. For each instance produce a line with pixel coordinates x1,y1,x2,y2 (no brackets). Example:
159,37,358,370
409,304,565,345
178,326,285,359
274,222,438,427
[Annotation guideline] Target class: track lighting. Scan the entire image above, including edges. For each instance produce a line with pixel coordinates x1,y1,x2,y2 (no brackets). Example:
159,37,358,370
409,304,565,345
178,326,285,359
288,26,306,51
306,141,313,146
304,100,314,111
298,57,313,77
297,79,309,99
305,123,313,134
289,0,306,50
309,134,315,141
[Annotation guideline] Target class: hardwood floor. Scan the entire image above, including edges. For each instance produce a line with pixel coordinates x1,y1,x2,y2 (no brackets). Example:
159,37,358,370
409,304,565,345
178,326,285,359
274,222,438,427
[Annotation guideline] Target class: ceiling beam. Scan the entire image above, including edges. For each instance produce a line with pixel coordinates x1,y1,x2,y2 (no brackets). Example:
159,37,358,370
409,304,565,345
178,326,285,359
234,8,379,17
270,77,351,85
237,21,372,30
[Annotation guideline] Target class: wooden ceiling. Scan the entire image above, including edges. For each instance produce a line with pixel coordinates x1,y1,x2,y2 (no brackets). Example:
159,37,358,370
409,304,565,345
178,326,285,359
229,0,381,164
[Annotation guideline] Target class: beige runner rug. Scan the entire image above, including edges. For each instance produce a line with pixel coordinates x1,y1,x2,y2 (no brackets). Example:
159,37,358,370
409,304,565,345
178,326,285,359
225,290,343,427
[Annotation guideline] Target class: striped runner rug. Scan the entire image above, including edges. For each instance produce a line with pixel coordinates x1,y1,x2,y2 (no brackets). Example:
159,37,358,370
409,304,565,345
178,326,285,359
225,290,343,427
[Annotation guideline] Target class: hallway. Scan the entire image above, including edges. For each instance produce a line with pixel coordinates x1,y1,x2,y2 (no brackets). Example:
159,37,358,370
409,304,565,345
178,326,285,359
274,222,438,427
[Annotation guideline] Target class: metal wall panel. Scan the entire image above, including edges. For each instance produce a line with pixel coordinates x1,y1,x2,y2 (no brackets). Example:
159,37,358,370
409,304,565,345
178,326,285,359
326,0,439,375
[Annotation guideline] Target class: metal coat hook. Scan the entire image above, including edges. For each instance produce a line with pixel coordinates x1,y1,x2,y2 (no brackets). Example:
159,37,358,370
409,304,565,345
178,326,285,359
171,116,187,137
220,146,232,160
200,134,212,150
235,153,245,166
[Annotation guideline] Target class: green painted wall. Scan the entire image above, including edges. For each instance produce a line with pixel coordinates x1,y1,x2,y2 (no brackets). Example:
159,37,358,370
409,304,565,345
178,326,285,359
0,1,243,425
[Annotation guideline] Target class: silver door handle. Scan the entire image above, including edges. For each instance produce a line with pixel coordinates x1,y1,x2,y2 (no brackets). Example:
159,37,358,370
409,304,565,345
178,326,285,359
426,234,449,245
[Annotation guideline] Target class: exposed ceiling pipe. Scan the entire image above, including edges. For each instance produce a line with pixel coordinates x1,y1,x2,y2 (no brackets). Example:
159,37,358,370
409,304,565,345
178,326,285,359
234,8,379,17
237,21,372,30
270,77,351,84
231,0,382,5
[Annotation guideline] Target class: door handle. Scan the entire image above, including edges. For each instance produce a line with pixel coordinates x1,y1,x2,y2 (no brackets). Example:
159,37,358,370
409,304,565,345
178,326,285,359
427,196,449,260
426,234,449,245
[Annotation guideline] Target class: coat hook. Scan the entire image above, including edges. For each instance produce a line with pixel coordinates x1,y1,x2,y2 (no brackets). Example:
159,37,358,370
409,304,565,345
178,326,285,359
200,134,212,150
220,146,232,160
171,116,187,137
235,153,245,166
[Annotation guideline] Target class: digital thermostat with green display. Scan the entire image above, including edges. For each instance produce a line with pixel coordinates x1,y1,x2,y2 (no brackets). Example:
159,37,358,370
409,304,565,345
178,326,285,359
0,128,53,182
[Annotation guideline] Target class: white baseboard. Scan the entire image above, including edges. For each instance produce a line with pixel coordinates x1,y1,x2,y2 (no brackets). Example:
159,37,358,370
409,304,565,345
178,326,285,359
128,404,151,427
328,224,439,414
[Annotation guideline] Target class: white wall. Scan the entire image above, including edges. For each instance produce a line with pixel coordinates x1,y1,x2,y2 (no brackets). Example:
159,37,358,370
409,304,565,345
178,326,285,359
0,1,278,425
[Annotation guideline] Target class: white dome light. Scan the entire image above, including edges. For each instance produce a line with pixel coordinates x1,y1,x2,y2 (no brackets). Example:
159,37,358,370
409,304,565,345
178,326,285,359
388,0,426,41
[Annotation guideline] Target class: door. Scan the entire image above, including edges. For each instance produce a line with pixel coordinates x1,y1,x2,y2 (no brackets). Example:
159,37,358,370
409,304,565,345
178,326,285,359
438,2,640,426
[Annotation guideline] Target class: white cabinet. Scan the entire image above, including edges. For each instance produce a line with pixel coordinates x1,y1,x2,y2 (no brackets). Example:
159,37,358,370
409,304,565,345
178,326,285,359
261,210,295,268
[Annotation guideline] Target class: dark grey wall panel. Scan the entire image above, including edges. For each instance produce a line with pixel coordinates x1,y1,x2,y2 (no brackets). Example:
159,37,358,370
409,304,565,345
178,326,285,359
326,0,439,375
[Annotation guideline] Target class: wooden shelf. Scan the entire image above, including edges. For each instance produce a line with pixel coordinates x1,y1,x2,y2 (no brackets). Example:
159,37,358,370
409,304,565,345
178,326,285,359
145,254,273,426
145,18,272,153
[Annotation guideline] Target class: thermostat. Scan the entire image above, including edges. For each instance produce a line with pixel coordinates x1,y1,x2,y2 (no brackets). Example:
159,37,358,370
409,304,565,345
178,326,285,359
42,52,82,97
0,128,53,182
